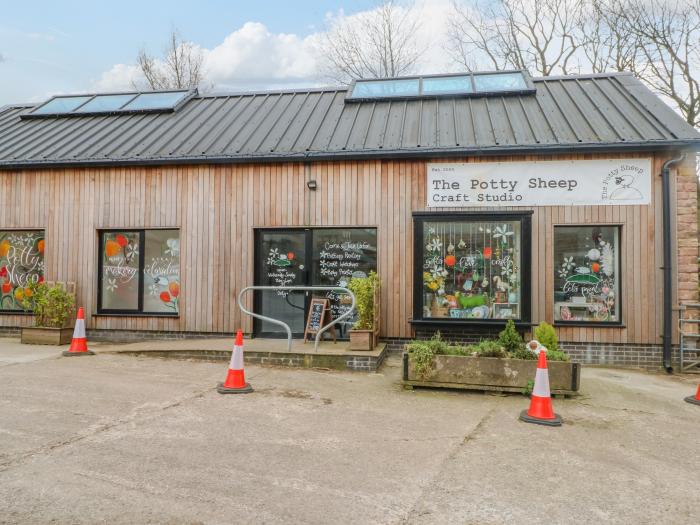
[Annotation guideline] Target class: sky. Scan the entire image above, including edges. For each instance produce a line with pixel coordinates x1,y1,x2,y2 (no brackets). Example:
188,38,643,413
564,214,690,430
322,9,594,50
0,0,456,106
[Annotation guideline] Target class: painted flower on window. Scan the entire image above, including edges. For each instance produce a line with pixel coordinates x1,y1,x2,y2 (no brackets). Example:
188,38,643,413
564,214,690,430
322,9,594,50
106,278,117,292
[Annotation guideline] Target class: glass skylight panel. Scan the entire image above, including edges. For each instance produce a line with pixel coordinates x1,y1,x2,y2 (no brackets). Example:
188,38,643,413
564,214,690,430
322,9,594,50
473,72,528,92
351,78,420,98
75,94,137,113
422,75,473,94
121,91,189,111
32,96,93,115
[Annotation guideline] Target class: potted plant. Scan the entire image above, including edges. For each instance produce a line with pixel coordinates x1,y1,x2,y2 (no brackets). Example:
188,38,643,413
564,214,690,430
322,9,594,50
20,281,76,345
346,271,380,351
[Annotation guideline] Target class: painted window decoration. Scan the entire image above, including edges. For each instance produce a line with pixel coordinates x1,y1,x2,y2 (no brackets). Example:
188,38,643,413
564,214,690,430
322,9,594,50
311,228,378,336
99,229,179,314
421,221,522,320
553,226,620,323
0,230,45,311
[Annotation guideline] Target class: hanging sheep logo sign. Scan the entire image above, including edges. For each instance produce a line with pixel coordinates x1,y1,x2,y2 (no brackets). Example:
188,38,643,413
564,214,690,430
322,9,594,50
427,159,651,207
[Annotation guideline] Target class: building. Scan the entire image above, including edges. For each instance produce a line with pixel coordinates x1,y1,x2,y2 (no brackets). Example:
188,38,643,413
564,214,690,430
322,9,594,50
0,71,698,369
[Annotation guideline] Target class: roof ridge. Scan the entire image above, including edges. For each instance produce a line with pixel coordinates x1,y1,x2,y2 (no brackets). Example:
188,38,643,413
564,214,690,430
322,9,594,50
534,72,634,82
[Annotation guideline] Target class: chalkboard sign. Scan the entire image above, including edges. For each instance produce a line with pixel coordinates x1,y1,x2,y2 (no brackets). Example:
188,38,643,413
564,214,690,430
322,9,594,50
311,228,377,337
304,298,336,343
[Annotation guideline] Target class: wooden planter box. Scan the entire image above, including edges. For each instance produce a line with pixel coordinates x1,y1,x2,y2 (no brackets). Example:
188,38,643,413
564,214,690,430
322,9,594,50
21,327,74,346
349,330,374,351
402,353,580,396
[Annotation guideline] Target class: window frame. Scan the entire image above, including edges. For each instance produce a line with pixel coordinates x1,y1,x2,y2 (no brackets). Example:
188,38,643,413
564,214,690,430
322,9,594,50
0,228,45,315
552,224,623,327
411,211,532,327
96,228,179,317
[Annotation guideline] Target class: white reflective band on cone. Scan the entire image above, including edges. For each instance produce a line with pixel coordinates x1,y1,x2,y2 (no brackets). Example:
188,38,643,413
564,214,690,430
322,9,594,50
532,368,551,398
73,319,86,339
229,345,244,370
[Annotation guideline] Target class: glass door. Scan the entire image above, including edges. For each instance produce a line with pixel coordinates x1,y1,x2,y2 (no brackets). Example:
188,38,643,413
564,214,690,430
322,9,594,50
254,230,308,337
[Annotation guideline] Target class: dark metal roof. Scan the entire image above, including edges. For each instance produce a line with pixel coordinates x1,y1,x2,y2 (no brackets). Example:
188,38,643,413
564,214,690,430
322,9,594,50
1,73,698,169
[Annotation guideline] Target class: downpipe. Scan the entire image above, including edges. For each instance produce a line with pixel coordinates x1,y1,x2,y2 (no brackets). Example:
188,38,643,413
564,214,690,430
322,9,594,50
661,153,686,373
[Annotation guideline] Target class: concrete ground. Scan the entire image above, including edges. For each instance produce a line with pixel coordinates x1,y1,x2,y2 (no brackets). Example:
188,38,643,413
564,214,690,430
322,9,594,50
0,337,698,525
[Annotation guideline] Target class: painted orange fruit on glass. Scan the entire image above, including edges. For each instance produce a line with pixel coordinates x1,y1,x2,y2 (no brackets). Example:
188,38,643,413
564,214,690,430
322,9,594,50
1,282,11,294
160,291,171,303
37,239,45,254
591,262,600,273
444,255,456,267
168,281,180,298
0,241,9,257
105,240,121,257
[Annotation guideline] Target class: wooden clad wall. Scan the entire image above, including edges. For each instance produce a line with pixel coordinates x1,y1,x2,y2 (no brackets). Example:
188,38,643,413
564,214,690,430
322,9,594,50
0,152,693,345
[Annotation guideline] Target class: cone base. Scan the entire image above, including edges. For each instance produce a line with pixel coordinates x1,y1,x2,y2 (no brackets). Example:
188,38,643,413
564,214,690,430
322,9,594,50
684,395,700,406
217,382,253,394
519,409,562,427
62,350,95,357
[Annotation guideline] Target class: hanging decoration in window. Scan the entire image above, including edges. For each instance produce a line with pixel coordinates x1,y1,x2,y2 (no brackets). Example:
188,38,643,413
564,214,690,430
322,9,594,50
421,220,522,320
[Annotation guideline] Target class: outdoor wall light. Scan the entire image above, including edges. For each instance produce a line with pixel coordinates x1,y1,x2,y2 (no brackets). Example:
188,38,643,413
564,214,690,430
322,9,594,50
306,180,318,191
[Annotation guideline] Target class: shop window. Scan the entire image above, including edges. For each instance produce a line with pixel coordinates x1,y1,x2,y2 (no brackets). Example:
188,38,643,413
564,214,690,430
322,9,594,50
98,229,180,314
0,230,45,312
413,213,531,323
553,226,620,323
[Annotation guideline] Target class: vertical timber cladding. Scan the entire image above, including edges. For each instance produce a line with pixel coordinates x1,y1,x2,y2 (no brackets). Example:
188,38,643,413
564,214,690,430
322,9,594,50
0,150,692,346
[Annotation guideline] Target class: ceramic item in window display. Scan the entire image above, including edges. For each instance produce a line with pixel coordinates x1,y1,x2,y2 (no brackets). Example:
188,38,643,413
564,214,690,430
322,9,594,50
508,291,518,304
463,279,473,291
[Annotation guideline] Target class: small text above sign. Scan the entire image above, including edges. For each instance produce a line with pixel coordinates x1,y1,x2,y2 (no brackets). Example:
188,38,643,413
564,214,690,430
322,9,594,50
427,159,652,207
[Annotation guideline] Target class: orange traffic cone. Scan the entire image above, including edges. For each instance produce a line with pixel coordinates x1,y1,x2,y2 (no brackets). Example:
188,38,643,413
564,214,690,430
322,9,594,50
684,384,700,406
217,330,253,394
62,307,94,357
519,350,562,426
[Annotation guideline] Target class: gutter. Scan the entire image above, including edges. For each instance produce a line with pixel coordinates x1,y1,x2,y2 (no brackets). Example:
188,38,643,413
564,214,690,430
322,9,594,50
661,153,686,373
2,140,700,171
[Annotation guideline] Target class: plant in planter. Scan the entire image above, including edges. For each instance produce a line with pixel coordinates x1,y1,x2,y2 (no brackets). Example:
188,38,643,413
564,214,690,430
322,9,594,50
405,331,578,394
346,271,380,351
20,281,76,345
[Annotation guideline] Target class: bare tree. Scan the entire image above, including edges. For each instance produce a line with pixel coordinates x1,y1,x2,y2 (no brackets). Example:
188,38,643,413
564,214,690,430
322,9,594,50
134,30,208,91
614,0,700,127
579,0,645,74
447,0,584,76
319,1,423,83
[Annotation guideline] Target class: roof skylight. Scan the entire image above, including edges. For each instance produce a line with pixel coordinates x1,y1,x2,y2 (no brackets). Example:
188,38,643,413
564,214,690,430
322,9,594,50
347,71,534,101
24,89,196,118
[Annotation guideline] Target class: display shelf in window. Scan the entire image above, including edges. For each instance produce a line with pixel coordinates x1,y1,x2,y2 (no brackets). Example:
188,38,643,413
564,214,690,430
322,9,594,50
412,212,531,325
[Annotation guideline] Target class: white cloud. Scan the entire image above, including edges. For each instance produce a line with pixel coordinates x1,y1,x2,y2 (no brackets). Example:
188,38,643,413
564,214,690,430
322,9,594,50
92,0,460,93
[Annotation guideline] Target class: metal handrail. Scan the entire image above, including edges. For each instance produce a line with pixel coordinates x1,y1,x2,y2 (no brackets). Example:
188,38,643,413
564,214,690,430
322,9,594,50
237,286,356,352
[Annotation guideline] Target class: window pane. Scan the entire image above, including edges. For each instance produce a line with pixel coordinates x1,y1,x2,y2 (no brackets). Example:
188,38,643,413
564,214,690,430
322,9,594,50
311,228,378,337
473,72,527,92
422,75,472,94
553,226,620,322
121,91,188,111
351,78,420,98
101,232,140,310
32,96,93,114
75,94,136,113
143,230,180,313
0,231,45,311
422,220,522,319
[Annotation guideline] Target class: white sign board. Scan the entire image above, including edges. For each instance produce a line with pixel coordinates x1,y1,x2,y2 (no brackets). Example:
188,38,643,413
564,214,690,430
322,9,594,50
427,158,652,207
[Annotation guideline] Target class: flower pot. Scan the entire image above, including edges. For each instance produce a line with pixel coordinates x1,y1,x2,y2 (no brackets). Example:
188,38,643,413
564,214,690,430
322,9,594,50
21,326,74,345
349,329,374,351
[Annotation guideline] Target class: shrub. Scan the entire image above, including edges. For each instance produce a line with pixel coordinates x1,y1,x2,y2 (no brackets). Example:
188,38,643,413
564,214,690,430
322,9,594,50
406,342,435,379
21,282,75,328
533,321,559,353
468,340,507,358
511,346,538,360
544,349,570,362
498,319,524,354
347,271,380,330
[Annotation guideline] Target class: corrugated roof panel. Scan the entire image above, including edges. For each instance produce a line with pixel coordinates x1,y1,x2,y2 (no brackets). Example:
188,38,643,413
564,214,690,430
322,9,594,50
381,101,408,150
400,99,421,148
1,73,698,169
